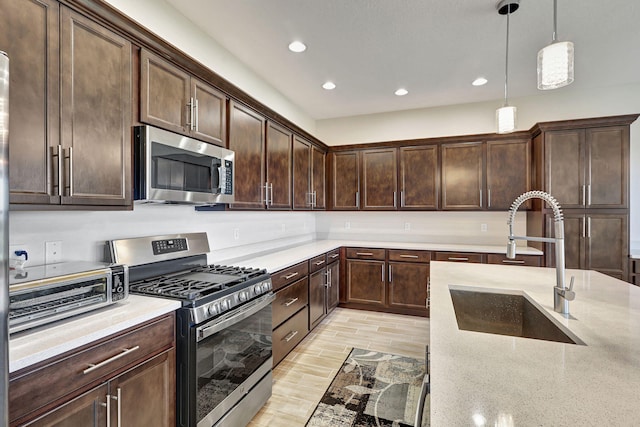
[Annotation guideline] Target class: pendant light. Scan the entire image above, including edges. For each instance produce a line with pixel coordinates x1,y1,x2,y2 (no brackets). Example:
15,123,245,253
537,0,574,90
496,0,519,134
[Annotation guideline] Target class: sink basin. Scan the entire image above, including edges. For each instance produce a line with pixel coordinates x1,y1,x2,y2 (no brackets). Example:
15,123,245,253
449,288,583,345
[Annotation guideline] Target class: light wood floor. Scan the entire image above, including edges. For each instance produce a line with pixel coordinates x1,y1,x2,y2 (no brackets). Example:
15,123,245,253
248,308,430,427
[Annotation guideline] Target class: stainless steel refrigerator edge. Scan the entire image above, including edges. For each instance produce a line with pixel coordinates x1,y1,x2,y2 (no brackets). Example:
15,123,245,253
0,51,10,427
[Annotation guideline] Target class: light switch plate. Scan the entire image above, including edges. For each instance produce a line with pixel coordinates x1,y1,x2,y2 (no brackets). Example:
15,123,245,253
45,241,62,264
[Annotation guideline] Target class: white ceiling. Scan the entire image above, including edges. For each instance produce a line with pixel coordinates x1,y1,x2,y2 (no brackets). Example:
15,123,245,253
166,0,640,120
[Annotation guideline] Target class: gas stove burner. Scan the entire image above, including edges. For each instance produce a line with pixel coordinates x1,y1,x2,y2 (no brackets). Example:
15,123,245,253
192,265,265,279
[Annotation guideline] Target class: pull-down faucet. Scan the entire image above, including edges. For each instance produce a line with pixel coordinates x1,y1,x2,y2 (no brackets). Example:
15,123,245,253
507,191,575,316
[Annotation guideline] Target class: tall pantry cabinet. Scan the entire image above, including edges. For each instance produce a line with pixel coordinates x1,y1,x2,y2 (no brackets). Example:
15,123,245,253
528,115,638,280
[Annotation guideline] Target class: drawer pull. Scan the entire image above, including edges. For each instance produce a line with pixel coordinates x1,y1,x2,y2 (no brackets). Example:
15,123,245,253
399,254,419,259
356,252,374,256
83,346,140,375
314,260,326,266
502,259,525,265
329,253,339,259
284,297,299,307
448,257,469,261
283,272,299,280
284,330,299,342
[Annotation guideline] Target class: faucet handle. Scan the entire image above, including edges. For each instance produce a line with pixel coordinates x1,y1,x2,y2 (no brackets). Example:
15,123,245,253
568,276,575,291
563,276,576,301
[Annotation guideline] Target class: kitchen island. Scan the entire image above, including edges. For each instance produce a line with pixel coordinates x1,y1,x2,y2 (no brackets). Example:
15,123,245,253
429,261,640,426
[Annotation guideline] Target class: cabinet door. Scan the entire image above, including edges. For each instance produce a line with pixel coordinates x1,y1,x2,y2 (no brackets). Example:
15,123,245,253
191,78,226,146
309,268,327,329
545,130,585,208
486,139,530,210
25,384,108,427
399,145,438,210
585,214,628,279
362,148,397,210
1,0,60,205
140,49,190,134
388,262,429,313
346,260,386,306
293,135,311,209
441,142,483,210
229,101,266,209
60,7,132,206
311,145,326,209
327,261,340,312
110,350,176,427
546,214,583,270
265,121,292,209
586,126,628,209
331,151,359,210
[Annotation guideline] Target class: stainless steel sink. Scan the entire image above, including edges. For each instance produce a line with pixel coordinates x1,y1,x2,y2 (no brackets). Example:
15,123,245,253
449,288,583,345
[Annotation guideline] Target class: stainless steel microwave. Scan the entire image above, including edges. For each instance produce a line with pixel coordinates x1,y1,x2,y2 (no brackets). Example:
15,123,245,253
134,125,234,204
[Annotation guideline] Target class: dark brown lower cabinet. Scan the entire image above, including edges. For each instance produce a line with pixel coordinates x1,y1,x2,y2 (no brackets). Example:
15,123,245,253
547,212,629,279
388,262,429,314
327,260,340,311
272,308,308,366
630,258,639,286
345,259,386,306
309,268,327,329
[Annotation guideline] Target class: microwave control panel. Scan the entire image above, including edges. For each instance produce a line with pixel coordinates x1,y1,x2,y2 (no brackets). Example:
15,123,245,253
221,160,233,195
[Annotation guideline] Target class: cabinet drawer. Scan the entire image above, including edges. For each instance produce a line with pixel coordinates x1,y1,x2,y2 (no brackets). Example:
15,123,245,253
434,252,484,263
487,254,542,267
9,313,175,424
309,254,327,272
272,308,309,366
388,249,431,263
326,248,341,263
273,277,309,328
346,247,386,260
271,261,309,291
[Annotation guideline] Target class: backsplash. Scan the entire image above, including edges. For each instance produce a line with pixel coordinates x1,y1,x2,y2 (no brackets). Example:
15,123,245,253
9,206,526,266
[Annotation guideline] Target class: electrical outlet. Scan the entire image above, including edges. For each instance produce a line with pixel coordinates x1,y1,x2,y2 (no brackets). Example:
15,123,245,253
345,221,351,230
233,229,240,240
404,222,411,231
45,241,62,264
480,223,488,232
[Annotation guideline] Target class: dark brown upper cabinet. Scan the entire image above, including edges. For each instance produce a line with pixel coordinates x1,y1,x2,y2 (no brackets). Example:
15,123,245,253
486,138,530,210
293,135,326,210
441,141,484,210
362,148,397,210
2,0,132,207
266,121,293,210
140,49,226,146
399,145,438,210
330,151,360,210
228,101,266,209
541,126,629,210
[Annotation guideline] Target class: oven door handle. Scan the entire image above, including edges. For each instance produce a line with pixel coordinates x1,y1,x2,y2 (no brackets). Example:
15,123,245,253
197,293,275,342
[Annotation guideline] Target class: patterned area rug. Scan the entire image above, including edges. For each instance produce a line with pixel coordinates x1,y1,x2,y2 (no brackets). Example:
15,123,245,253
306,348,428,427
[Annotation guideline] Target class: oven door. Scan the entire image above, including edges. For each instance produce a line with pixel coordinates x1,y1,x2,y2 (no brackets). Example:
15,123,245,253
193,293,274,427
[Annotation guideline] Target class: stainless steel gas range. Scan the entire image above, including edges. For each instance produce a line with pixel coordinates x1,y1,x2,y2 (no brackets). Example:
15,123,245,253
106,233,273,427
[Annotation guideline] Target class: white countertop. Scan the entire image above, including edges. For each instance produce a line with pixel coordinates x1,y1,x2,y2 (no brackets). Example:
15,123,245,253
232,239,542,273
9,295,181,373
429,261,640,426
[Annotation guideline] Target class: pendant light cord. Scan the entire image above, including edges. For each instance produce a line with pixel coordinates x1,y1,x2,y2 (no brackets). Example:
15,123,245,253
552,0,558,42
504,6,510,106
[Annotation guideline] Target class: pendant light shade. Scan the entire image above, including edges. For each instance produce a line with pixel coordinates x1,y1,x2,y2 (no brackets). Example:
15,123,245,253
496,0,519,134
496,106,517,134
537,0,574,90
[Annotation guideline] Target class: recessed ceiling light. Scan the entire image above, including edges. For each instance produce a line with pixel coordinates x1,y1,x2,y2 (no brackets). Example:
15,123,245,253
322,81,336,90
288,41,306,53
472,77,488,86
395,88,408,96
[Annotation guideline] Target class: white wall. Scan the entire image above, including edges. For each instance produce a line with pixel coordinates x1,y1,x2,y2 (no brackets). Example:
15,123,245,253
317,83,640,249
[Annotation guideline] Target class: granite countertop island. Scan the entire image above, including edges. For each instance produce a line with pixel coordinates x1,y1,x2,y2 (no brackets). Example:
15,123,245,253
429,261,640,426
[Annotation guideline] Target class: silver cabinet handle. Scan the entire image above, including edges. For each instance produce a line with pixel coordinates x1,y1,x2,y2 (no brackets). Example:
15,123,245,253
582,216,586,238
488,188,492,208
388,265,393,283
109,388,121,427
283,272,299,280
284,297,299,307
427,277,430,294
393,191,397,208
328,269,332,287
83,346,140,374
355,191,360,208
105,393,111,427
400,190,405,207
448,257,469,261
587,184,591,206
582,185,586,206
587,216,591,238
356,252,373,256
479,188,483,207
194,98,199,131
269,183,273,206
381,264,385,282
502,259,525,264
313,191,317,207
314,259,325,266
65,147,73,197
329,253,339,259
186,97,195,130
52,145,63,196
284,330,299,342
399,254,419,259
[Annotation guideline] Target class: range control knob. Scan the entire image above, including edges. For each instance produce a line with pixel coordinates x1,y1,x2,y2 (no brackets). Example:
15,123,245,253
253,284,262,295
262,282,271,292
208,304,219,316
220,300,229,311
238,291,248,302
